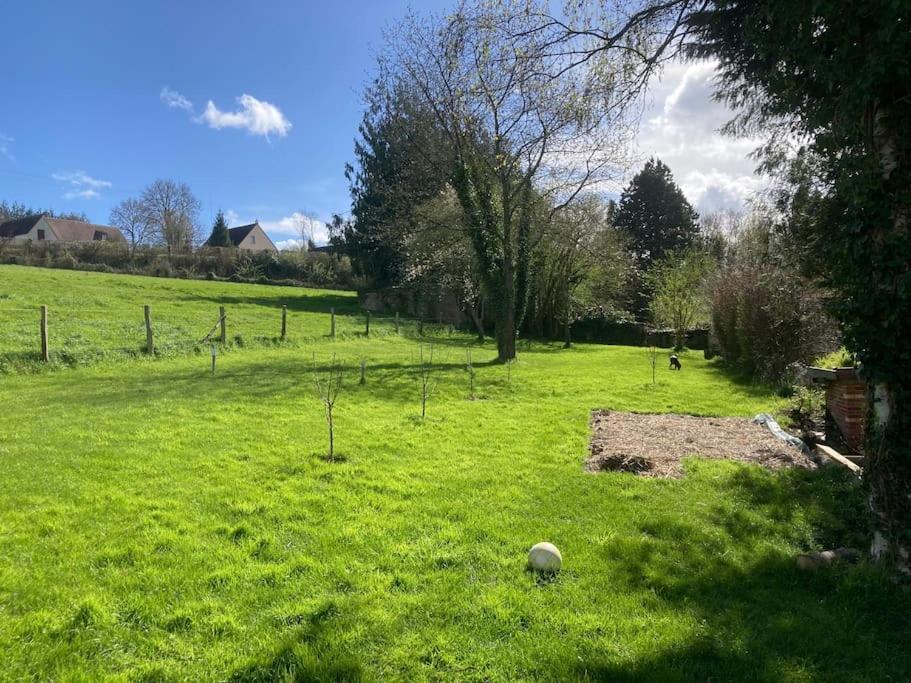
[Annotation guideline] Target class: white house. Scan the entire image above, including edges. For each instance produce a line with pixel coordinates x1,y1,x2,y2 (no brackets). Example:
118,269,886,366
205,221,278,253
0,214,125,244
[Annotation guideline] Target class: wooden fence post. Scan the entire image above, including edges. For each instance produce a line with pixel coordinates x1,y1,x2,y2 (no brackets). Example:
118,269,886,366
219,306,226,344
281,305,287,340
330,308,336,339
365,310,371,337
395,311,400,334
360,358,366,385
144,305,154,354
40,305,49,362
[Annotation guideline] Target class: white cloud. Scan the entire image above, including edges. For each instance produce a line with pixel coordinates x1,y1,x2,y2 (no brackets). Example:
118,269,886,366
224,209,242,226
634,60,766,214
52,171,112,200
261,212,327,242
275,239,306,251
0,134,13,162
160,86,193,111
199,94,292,139
160,88,292,141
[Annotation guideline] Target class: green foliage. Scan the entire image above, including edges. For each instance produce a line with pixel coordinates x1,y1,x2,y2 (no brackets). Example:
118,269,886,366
648,248,714,350
815,347,854,369
687,0,911,558
0,269,908,679
614,158,700,273
0,199,88,223
525,196,635,342
207,210,233,248
233,251,264,280
788,386,825,435
345,81,450,288
1,243,357,292
378,6,643,361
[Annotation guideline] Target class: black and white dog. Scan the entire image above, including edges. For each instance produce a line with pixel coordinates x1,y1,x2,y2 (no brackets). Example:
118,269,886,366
669,354,682,371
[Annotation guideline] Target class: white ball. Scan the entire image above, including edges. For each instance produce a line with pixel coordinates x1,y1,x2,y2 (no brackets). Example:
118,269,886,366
528,542,562,572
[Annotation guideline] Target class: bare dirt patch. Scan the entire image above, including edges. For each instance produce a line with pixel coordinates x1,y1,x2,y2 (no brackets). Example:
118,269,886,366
587,410,816,478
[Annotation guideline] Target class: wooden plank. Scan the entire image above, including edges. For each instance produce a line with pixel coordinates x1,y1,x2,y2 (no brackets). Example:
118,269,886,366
816,444,862,474
807,366,837,381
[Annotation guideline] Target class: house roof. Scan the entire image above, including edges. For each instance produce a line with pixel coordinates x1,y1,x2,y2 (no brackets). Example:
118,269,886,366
205,222,277,250
0,214,125,242
226,223,257,246
44,218,125,242
0,214,42,238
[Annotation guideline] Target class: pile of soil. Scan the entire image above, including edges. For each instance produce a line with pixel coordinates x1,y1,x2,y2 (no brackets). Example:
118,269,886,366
587,410,816,478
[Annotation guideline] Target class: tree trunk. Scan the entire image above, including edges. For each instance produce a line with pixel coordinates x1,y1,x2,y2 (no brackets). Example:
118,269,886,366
466,304,485,342
861,109,911,573
496,260,517,362
865,382,911,573
496,313,516,362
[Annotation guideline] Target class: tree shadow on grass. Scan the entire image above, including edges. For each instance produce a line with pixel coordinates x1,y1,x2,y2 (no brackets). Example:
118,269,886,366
33,354,505,412
700,357,782,400
227,599,363,682
173,291,359,315
569,466,911,681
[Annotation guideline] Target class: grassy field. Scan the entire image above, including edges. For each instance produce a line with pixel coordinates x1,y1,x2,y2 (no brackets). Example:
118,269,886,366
0,265,909,681
0,265,377,373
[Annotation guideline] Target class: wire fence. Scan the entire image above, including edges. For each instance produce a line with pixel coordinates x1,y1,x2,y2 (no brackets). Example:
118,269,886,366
0,302,472,370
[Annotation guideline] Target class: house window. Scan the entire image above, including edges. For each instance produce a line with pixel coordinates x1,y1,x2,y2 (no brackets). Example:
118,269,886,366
36,229,46,241
251,235,256,244
93,230,107,241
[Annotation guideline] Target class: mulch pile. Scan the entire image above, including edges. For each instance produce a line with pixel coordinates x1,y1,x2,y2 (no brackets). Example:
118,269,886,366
587,410,816,478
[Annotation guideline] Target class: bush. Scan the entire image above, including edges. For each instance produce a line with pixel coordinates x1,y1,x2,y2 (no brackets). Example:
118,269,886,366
0,242,358,291
788,386,825,437
707,224,838,382
53,251,77,270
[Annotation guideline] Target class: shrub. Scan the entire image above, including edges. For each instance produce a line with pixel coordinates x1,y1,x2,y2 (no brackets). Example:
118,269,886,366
707,223,838,382
53,251,78,270
0,241,358,291
788,386,825,437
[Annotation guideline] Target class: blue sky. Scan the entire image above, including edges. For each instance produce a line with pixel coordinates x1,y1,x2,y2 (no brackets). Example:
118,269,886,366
1,1,757,247
0,0,450,246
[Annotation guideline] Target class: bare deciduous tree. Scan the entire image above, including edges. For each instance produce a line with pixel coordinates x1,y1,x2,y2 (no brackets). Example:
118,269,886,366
417,343,437,419
465,346,476,399
313,354,344,461
109,197,152,256
646,332,659,386
295,211,320,252
140,179,201,256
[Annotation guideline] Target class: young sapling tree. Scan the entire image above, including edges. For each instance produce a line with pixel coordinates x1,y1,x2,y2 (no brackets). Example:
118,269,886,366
313,353,344,461
465,346,476,400
646,333,659,386
417,343,437,419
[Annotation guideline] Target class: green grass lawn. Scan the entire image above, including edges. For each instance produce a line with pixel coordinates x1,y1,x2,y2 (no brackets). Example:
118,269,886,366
0,265,380,373
0,266,908,681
